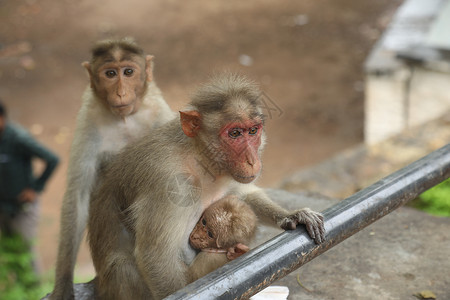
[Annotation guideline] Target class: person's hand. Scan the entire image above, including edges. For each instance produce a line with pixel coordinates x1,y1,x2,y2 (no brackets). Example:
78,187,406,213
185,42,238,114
18,188,37,203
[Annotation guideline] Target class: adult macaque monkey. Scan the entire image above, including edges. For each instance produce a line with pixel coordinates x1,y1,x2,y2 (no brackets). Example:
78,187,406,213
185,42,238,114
88,73,325,300
51,38,174,300
188,196,257,282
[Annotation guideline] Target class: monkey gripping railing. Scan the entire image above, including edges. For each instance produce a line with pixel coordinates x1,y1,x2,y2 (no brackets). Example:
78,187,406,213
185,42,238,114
165,143,450,300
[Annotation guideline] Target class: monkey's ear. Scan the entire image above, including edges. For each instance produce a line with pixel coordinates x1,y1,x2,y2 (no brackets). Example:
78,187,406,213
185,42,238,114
215,234,223,248
145,55,154,82
180,111,201,138
81,61,90,72
82,62,94,88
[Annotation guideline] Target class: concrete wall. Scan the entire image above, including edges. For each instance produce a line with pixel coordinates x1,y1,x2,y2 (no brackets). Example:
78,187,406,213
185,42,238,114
364,0,450,145
365,66,450,145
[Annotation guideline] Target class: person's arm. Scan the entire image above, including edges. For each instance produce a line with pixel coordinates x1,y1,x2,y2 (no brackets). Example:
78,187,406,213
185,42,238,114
17,129,59,193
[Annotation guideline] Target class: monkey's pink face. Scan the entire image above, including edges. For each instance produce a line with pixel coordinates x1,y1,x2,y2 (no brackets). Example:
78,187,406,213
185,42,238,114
95,60,147,117
189,216,218,249
219,120,263,184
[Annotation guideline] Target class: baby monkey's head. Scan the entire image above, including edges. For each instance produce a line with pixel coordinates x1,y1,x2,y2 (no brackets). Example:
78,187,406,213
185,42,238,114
189,196,257,249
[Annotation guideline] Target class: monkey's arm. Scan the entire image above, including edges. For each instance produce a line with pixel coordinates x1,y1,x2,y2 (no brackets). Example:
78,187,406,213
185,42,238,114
239,184,325,244
52,124,100,300
187,252,229,283
188,244,249,283
88,186,152,300
134,204,193,299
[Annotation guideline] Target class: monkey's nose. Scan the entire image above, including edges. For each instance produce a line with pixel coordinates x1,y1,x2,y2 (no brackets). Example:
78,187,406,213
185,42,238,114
245,150,258,168
117,89,126,98
116,80,126,97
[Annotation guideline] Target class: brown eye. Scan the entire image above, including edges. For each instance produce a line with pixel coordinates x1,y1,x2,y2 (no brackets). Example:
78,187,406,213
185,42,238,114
124,68,134,76
207,231,214,238
202,218,206,226
229,129,242,139
249,127,258,135
105,70,117,78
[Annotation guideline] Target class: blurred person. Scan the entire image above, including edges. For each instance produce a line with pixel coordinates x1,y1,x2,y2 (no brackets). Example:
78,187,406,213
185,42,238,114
0,100,59,274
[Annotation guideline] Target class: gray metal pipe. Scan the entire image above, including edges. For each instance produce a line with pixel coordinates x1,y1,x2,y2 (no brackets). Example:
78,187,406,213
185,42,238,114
165,143,450,300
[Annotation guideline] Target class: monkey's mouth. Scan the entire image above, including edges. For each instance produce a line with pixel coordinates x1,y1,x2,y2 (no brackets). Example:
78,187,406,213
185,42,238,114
111,103,135,116
233,174,256,184
113,104,132,109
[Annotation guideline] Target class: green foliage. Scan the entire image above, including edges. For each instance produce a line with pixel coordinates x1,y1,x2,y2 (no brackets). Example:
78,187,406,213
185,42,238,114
412,178,450,217
0,234,52,300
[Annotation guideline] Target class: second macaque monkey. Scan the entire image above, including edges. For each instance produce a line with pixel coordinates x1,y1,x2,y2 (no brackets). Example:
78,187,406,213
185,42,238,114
51,38,174,300
188,196,257,282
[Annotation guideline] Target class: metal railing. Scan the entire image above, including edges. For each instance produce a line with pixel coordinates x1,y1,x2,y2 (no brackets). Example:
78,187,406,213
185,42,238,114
165,143,450,299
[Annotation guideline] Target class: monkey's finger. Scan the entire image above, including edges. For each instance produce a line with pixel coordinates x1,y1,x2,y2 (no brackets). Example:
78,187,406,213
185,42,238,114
235,243,250,253
290,220,297,230
310,211,324,223
306,216,326,244
311,213,325,243
316,215,326,240
286,220,297,230
305,222,316,241
317,213,324,222
313,224,324,244
280,218,297,230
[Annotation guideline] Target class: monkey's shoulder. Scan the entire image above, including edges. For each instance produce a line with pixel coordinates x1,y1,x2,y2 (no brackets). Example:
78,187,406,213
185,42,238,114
125,118,187,154
106,121,187,179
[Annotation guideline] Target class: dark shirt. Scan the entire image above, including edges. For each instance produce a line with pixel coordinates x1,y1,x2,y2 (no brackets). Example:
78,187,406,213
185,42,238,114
0,123,59,215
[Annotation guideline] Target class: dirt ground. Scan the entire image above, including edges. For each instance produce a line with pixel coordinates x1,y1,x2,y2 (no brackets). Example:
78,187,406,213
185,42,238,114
0,0,401,277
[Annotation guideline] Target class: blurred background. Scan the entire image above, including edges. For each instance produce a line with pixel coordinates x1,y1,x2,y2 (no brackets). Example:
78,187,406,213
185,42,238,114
0,0,403,291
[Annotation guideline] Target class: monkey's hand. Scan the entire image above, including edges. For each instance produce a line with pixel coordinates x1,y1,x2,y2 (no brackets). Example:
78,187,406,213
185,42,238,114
279,208,325,244
226,243,250,260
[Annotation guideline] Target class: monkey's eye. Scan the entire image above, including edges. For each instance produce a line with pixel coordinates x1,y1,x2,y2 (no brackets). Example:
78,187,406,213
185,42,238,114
202,218,206,226
207,231,214,239
124,68,134,76
248,127,258,135
105,70,117,78
228,129,242,139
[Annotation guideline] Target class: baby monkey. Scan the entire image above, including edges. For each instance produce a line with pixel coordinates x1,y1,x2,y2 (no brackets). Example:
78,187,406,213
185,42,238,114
188,196,257,282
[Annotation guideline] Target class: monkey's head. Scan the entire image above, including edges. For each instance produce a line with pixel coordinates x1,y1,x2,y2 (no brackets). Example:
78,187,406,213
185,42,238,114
83,38,153,117
180,73,266,184
190,196,257,250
